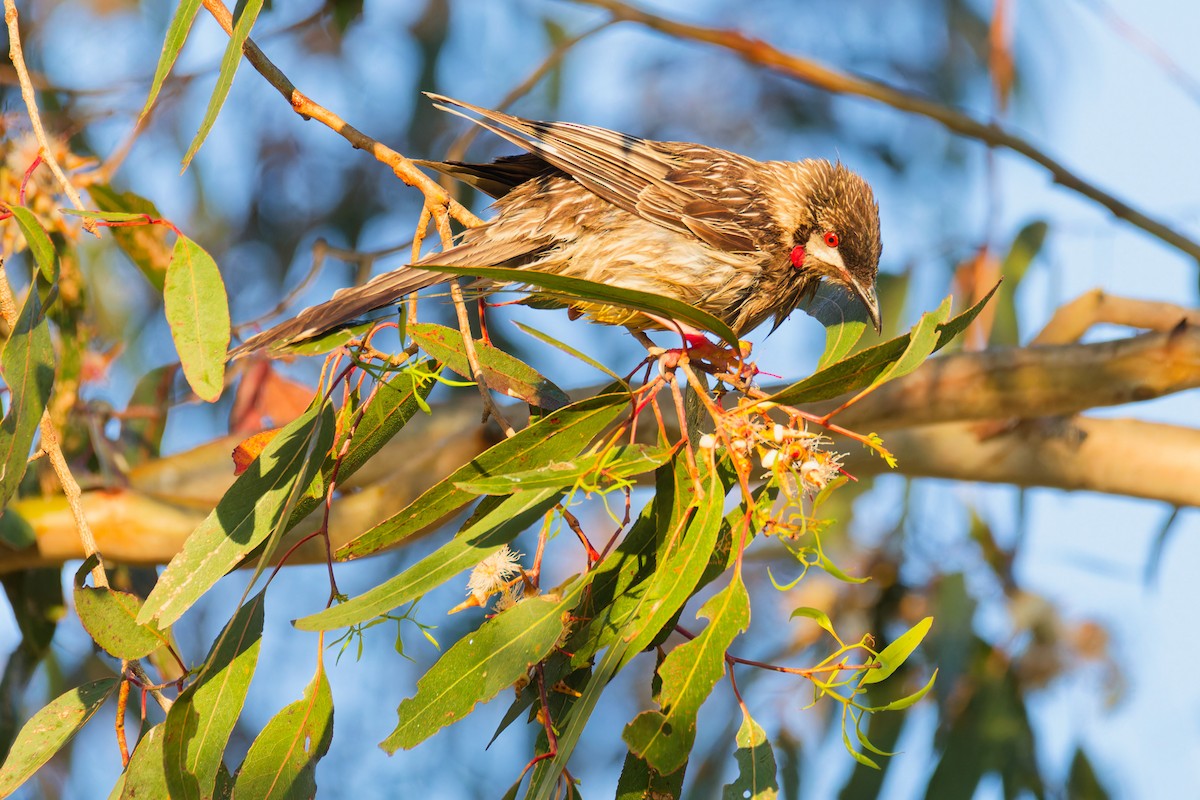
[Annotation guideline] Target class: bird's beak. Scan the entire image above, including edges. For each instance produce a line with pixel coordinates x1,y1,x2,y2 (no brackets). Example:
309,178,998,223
851,279,881,334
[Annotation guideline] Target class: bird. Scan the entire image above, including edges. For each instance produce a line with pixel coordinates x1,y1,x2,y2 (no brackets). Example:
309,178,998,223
228,94,882,359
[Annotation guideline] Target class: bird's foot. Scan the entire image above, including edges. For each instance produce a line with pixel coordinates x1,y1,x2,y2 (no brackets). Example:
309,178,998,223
647,334,754,378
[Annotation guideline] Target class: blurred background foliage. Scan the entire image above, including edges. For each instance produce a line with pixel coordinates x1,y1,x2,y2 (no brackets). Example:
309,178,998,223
0,0,1197,797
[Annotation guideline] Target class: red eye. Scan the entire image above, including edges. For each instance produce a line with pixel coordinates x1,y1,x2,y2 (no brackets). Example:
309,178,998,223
823,231,840,248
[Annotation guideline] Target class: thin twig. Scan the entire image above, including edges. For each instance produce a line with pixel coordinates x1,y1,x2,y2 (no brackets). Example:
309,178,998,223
3,1,96,235
447,278,516,436
199,0,480,231
574,0,1200,264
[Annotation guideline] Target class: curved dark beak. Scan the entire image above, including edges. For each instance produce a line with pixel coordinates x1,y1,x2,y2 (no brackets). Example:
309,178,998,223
851,278,882,334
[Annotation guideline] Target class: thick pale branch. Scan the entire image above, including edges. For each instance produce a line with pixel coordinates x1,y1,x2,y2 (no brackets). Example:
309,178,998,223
4,319,1198,571
832,323,1200,430
843,416,1200,506
572,0,1200,264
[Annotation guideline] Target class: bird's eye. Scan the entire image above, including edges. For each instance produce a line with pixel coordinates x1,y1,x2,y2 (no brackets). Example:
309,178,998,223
823,231,840,248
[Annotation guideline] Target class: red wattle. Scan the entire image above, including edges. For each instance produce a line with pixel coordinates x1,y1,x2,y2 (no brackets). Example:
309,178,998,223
790,245,806,268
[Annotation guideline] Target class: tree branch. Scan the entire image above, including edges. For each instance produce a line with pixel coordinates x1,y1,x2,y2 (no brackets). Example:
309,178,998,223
571,0,1200,264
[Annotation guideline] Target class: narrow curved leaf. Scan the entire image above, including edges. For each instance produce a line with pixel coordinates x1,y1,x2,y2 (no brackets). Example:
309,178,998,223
862,616,933,685
513,320,626,384
876,668,938,712
383,588,581,752
165,235,230,402
284,364,439,527
417,263,740,348
765,283,1000,406
623,573,750,774
87,186,172,291
454,444,672,495
0,679,118,796
294,488,560,632
138,0,203,121
139,401,334,627
336,390,628,561
233,661,333,800
408,322,568,410
0,290,55,507
181,0,266,170
163,594,265,800
6,207,56,282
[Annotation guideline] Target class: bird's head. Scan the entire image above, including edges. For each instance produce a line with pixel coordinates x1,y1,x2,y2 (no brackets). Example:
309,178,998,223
784,160,883,332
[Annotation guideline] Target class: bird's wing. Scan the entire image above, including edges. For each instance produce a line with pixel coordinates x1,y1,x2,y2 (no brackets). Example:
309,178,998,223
426,94,766,253
414,153,560,199
230,227,554,359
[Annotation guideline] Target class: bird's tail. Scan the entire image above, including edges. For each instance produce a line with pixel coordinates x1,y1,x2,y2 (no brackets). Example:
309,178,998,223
227,266,447,360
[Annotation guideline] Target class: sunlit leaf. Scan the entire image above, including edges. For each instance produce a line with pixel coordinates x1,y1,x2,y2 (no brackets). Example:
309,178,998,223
513,320,626,384
862,616,933,685
336,390,628,560
0,679,118,796
139,401,334,627
876,668,938,711
165,235,230,402
6,206,57,282
417,263,740,348
163,594,264,800
765,283,999,407
408,322,569,410
789,606,841,645
623,574,750,774
454,444,672,495
382,586,583,752
181,0,266,170
232,660,333,800
294,488,560,632
74,583,167,661
138,0,203,121
117,723,167,800
721,711,778,799
88,186,172,292
0,290,55,507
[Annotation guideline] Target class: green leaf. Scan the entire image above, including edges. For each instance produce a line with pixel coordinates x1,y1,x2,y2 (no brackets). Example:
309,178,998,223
284,364,438,527
118,723,167,800
0,289,55,507
876,668,938,712
789,606,841,645
139,401,334,627
87,186,172,292
623,574,750,775
408,322,569,410
454,444,672,495
138,0,203,122
721,712,778,800
382,587,582,752
992,220,1049,347
336,390,628,560
803,283,870,369
75,585,167,661
615,748,685,800
6,206,57,282
232,661,333,800
512,320,626,384
294,488,560,632
0,679,118,795
165,235,230,402
528,460,731,800
181,0,266,170
862,616,933,685
848,295,951,395
163,594,264,800
417,263,740,348
765,283,1000,406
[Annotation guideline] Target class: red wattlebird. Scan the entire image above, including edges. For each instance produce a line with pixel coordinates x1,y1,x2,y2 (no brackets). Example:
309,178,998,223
229,94,881,359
